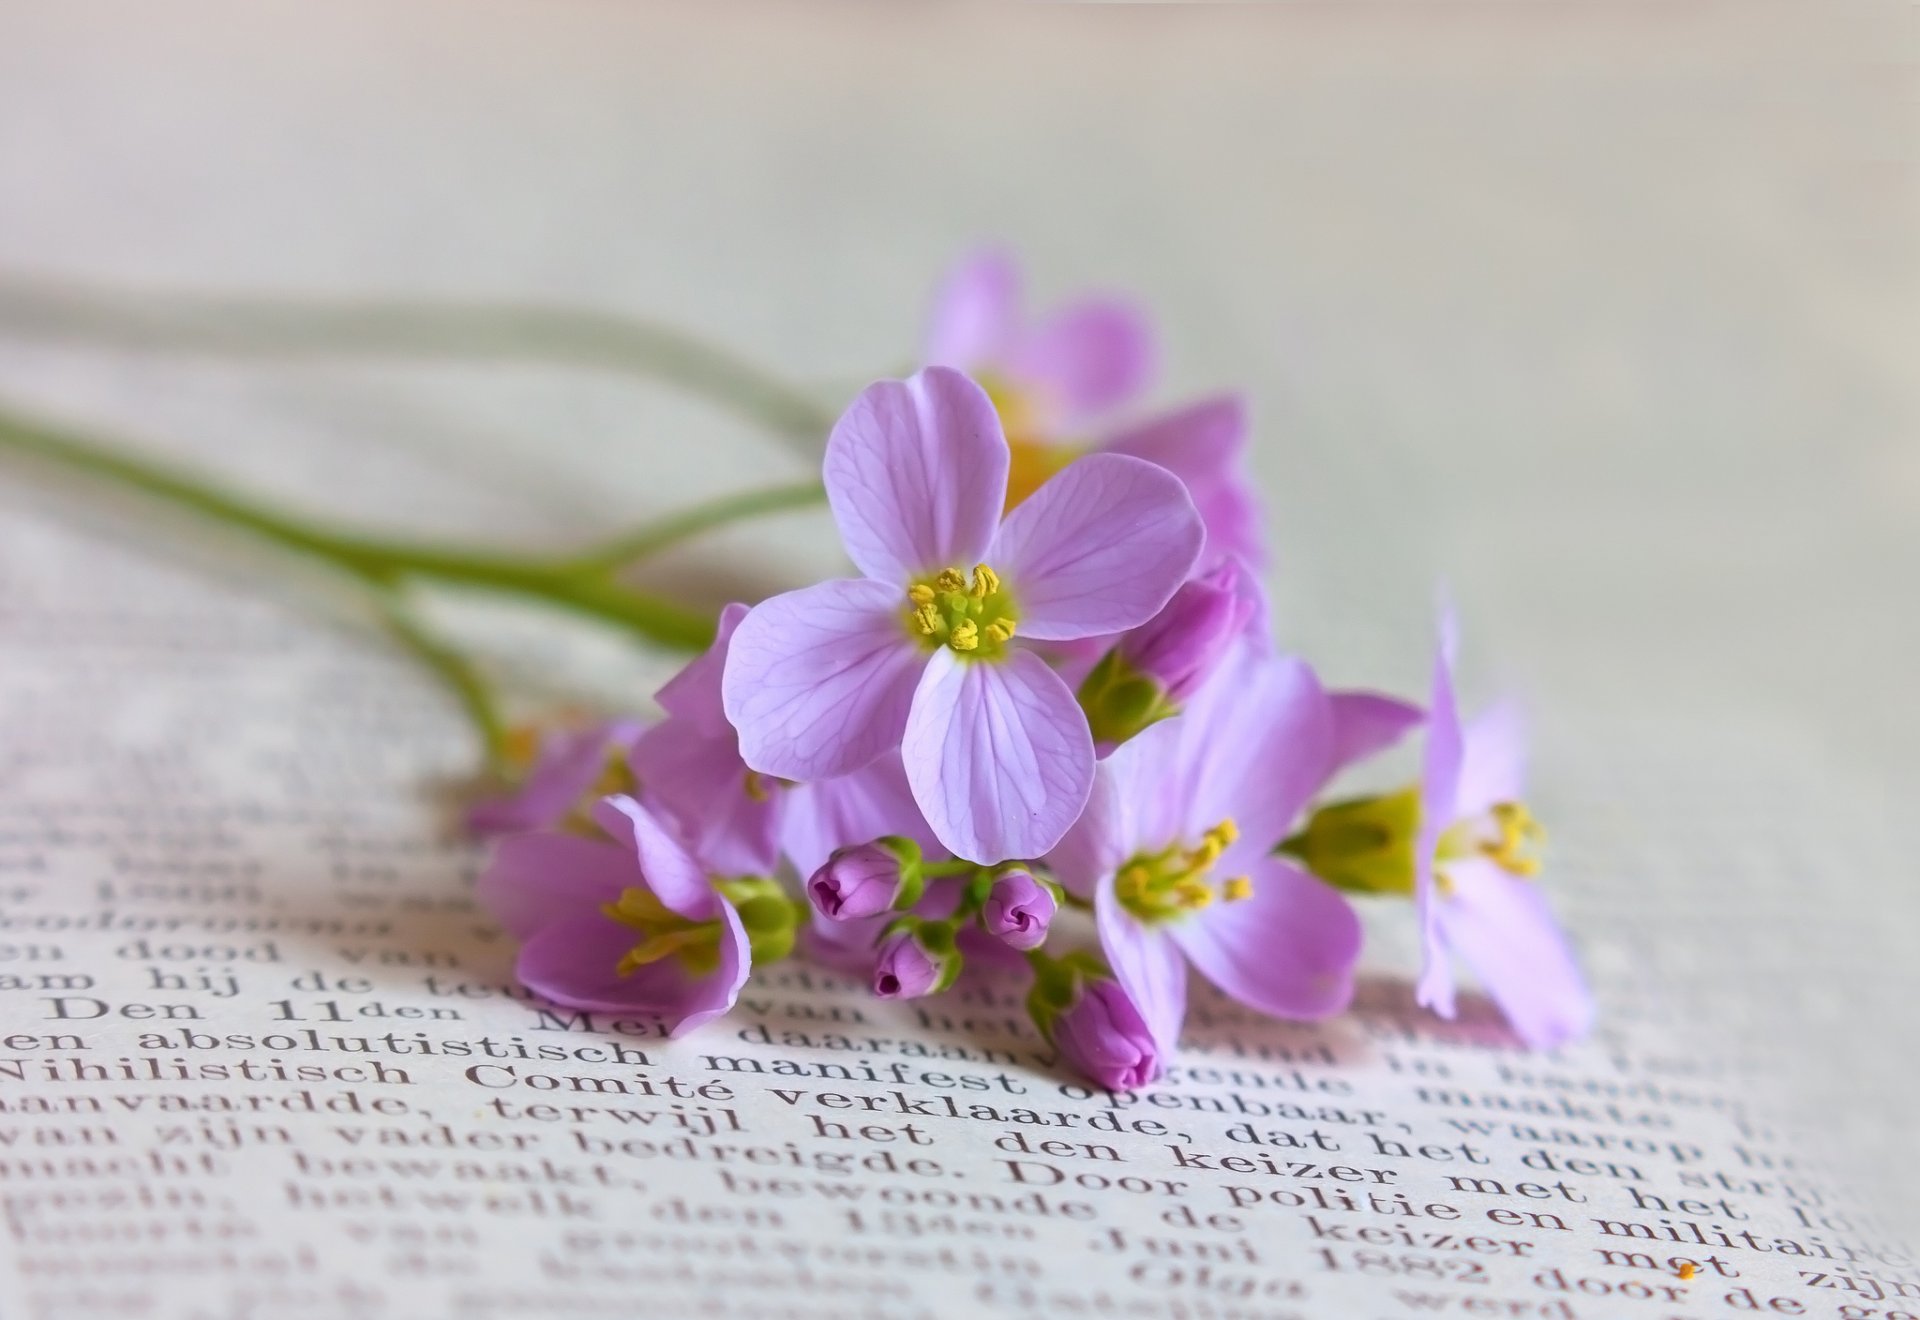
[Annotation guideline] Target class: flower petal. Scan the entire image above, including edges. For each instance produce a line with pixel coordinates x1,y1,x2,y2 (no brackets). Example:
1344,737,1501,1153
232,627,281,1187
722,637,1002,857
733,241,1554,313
590,795,717,922
468,719,644,836
1170,856,1361,1020
723,578,926,781
516,904,748,1035
1094,872,1188,1056
902,648,1094,863
1437,859,1595,1049
1102,396,1264,569
475,832,632,941
781,751,942,881
653,602,748,737
630,724,781,877
924,248,1020,368
1048,716,1186,898
1327,690,1424,779
1181,645,1335,856
1416,605,1465,1018
823,367,1009,582
1010,298,1155,424
1456,699,1528,817
990,453,1203,641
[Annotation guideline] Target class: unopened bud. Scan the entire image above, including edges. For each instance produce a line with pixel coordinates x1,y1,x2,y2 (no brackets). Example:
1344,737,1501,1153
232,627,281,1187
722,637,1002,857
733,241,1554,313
806,837,922,921
980,868,1056,951
1119,562,1259,705
871,920,961,999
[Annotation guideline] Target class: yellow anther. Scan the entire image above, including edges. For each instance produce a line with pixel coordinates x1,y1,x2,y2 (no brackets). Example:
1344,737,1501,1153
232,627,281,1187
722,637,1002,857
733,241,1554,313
1435,869,1457,898
603,887,675,930
1213,818,1240,847
501,723,544,771
744,770,769,803
934,567,967,593
1120,865,1151,897
912,603,941,636
1222,875,1253,902
971,564,1000,598
1189,836,1224,869
949,620,980,651
907,583,936,608
1480,801,1545,878
984,618,1016,643
1175,880,1215,910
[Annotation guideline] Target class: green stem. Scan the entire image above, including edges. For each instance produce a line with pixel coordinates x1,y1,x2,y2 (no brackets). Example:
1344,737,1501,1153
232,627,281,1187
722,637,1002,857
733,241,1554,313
569,478,826,572
371,593,512,773
0,274,836,450
0,403,714,650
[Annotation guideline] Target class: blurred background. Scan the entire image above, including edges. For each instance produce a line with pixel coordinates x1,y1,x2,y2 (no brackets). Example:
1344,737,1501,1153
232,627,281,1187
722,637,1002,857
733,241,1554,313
1,0,1913,1223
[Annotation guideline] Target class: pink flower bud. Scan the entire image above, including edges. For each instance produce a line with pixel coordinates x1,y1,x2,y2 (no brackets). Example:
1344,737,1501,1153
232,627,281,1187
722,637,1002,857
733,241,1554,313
807,842,903,921
1118,561,1257,704
981,868,1056,951
871,928,945,1000
1054,979,1161,1091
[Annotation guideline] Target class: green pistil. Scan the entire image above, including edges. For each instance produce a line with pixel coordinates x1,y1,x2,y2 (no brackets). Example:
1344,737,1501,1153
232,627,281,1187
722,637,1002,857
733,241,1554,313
905,564,1019,659
1279,788,1421,898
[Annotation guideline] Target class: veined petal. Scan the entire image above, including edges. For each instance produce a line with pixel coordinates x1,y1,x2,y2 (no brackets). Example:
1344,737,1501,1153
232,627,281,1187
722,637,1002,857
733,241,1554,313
723,578,925,782
925,248,1020,368
1010,298,1155,425
990,454,1202,641
467,719,643,836
1094,872,1188,1056
476,832,632,941
653,603,748,736
591,795,717,922
1327,690,1424,779
1102,396,1264,569
782,752,941,881
1170,857,1361,1021
1437,859,1595,1049
823,368,1009,582
903,648,1093,863
630,723,781,877
1182,645,1335,855
1102,394,1246,490
1456,699,1528,818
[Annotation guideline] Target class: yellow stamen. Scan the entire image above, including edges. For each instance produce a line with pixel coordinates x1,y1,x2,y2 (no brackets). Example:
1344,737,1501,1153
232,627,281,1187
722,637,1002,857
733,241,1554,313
1222,875,1253,902
907,583,936,608
1175,880,1215,910
1213,818,1240,847
984,618,1016,644
501,723,544,771
934,567,967,593
949,620,979,651
971,564,1000,598
1479,801,1545,877
912,603,941,636
744,770,768,803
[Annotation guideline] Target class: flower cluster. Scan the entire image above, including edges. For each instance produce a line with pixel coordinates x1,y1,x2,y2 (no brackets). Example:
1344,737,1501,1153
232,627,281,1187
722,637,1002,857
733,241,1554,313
474,251,1594,1085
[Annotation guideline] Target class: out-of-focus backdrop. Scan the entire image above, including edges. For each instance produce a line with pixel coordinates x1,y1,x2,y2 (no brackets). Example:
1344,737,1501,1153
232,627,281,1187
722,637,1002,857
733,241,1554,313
1,0,1913,1218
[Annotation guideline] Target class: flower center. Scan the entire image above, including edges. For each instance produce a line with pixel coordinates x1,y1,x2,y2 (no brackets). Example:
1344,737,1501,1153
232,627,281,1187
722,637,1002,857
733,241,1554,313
601,887,723,976
1115,819,1251,924
906,564,1019,659
1439,801,1544,881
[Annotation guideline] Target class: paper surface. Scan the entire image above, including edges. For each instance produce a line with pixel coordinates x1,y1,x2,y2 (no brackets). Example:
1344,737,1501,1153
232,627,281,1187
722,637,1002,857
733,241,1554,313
0,4,1914,1317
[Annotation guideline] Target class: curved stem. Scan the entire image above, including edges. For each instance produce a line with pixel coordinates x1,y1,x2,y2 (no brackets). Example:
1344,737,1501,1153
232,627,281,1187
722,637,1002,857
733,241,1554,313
0,274,836,450
371,592,512,774
0,403,714,650
568,478,826,573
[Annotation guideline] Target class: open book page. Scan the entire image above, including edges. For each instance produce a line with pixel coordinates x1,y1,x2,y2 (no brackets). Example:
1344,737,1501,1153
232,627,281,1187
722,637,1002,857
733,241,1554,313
1,4,1914,1318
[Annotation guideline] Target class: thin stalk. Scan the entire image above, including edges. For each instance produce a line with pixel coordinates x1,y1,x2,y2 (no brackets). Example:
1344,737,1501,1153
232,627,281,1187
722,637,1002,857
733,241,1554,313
0,404,714,650
0,274,835,450
568,478,826,572
370,592,512,774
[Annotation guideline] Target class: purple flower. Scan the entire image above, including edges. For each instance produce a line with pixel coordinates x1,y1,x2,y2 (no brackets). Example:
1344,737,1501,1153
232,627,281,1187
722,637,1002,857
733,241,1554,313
1052,976,1162,1092
871,925,954,1000
925,248,1263,567
1050,644,1363,1057
474,796,751,1036
1079,558,1265,744
468,719,645,837
1415,614,1594,1049
808,840,913,921
981,868,1056,951
723,366,1204,863
629,603,784,875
